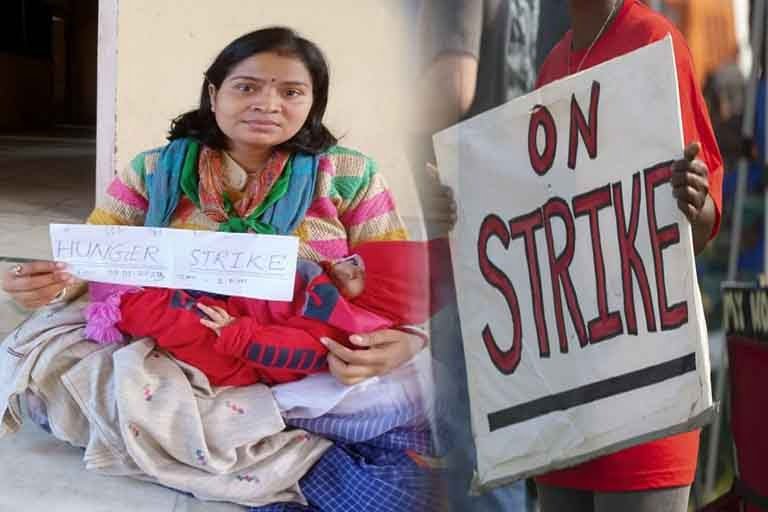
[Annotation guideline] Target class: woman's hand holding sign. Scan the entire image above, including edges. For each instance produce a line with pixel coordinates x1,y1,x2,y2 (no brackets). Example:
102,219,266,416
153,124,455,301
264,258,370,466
423,163,458,235
2,261,80,309
671,142,716,254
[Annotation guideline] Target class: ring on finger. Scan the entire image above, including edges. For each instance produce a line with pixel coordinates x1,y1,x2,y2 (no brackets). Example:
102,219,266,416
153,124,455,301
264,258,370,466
48,286,68,305
12,264,23,277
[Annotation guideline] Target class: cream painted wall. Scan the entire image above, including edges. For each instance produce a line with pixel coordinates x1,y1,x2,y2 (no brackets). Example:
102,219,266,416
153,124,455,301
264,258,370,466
114,1,424,222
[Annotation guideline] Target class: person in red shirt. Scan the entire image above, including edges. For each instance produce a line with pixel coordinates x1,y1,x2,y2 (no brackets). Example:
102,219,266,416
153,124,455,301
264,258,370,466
84,240,439,386
534,1,724,511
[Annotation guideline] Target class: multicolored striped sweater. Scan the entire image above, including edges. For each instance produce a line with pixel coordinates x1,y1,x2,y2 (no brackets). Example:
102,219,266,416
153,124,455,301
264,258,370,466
88,145,409,262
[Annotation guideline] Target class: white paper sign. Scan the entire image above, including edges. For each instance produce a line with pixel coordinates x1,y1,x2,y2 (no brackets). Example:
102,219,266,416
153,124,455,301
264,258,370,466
432,37,713,489
50,224,299,300
173,230,298,301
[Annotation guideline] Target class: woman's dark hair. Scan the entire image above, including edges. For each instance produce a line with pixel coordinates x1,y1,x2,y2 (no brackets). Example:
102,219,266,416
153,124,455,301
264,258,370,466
168,26,337,154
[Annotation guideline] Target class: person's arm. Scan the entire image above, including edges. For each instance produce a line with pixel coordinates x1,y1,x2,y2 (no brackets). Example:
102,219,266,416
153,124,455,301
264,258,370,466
339,157,409,248
214,316,330,376
671,142,716,254
692,195,716,254
87,152,150,227
419,0,483,133
324,155,425,385
412,1,481,240
422,55,479,133
668,29,724,253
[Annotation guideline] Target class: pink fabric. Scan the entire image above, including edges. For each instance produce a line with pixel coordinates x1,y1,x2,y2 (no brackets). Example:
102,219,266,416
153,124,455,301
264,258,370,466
317,155,335,175
107,178,148,212
307,238,349,259
306,197,338,218
85,282,141,344
340,190,396,227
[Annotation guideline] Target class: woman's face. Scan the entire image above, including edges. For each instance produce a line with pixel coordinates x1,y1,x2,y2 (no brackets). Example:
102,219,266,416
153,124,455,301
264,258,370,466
209,52,314,152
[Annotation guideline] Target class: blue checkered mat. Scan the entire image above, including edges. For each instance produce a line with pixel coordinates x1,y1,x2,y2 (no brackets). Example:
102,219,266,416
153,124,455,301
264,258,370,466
250,428,442,512
287,401,428,444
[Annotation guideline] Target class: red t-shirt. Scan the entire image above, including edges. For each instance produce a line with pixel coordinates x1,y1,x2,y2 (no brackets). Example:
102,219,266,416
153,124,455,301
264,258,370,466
534,0,724,491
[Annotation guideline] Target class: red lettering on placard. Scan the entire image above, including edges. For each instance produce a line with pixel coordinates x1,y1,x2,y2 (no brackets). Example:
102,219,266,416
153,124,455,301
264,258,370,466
543,198,588,352
573,184,623,343
568,81,601,170
509,209,550,357
477,214,523,374
644,162,688,331
612,174,657,334
528,105,557,176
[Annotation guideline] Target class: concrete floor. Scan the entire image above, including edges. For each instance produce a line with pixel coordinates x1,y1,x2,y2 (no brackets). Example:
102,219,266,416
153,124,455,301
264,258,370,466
0,135,95,261
0,135,242,512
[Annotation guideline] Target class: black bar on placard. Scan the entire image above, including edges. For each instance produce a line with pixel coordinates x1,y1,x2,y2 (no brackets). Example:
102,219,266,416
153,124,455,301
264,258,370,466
487,353,697,432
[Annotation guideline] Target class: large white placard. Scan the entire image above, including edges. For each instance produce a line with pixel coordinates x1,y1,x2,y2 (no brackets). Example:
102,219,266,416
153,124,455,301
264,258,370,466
433,37,713,489
50,224,299,300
